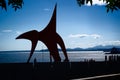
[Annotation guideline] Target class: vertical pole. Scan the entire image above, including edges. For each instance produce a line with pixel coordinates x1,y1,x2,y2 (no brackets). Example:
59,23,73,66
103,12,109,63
50,53,52,62
42,46,43,62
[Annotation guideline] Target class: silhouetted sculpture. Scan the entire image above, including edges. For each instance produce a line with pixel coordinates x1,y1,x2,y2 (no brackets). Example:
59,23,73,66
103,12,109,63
16,4,69,63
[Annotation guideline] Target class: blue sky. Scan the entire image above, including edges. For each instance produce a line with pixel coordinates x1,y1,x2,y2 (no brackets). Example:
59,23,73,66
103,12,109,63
0,0,120,51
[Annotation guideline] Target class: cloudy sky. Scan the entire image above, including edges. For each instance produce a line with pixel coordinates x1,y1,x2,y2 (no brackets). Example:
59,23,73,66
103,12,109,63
0,0,120,51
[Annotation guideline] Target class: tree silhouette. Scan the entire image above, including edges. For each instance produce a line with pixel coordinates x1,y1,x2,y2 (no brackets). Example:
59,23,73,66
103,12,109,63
77,0,120,12
0,0,120,12
0,0,23,11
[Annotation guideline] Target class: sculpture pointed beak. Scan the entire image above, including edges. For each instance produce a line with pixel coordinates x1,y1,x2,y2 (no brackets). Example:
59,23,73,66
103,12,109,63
16,32,28,39
16,30,38,40
16,35,22,39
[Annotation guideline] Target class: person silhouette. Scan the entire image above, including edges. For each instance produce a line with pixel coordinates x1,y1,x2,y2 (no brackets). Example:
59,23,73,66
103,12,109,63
16,4,69,63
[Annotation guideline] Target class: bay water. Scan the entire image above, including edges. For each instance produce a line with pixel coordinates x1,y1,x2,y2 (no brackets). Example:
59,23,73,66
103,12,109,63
0,51,119,63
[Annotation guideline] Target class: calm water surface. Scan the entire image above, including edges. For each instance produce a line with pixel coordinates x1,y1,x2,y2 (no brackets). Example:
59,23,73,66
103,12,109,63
0,51,119,63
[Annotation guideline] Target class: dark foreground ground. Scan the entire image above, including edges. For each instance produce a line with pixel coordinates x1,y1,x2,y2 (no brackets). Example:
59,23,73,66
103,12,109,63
0,62,120,80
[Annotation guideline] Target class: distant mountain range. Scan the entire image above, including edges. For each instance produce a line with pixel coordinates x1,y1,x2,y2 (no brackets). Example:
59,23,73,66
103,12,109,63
40,45,120,52
85,45,120,51
4,45,119,52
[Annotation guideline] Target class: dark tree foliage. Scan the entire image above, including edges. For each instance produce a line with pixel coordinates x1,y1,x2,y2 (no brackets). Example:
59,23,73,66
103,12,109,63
0,0,7,10
0,0,23,11
77,0,120,12
0,0,120,12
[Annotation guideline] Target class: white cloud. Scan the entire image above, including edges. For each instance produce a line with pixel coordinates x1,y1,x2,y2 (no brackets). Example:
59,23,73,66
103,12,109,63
69,34,101,39
69,34,88,38
43,8,50,11
69,40,120,49
2,30,12,33
86,0,106,6
91,34,101,39
100,40,120,46
16,31,22,35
